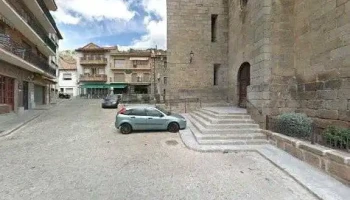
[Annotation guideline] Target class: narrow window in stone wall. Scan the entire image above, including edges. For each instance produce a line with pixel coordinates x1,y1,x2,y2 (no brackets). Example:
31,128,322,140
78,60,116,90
211,14,218,42
0,23,5,34
164,77,168,85
214,64,220,85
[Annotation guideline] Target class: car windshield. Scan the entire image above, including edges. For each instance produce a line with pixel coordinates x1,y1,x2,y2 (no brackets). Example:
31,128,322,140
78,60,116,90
156,106,171,115
105,95,118,100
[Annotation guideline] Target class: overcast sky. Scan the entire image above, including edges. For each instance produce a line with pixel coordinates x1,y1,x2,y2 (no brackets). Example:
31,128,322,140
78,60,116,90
52,0,166,50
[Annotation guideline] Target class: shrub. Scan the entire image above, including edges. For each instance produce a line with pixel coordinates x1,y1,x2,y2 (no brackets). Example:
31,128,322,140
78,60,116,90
323,126,350,150
276,113,313,138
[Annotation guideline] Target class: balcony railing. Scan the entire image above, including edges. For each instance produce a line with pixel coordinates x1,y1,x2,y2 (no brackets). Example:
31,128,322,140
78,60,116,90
5,0,56,52
36,0,57,29
0,34,56,77
80,57,108,65
80,74,107,82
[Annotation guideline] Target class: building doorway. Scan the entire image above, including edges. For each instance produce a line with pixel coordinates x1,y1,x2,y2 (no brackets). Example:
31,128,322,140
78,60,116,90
0,75,15,111
34,84,45,105
23,81,29,110
238,62,250,108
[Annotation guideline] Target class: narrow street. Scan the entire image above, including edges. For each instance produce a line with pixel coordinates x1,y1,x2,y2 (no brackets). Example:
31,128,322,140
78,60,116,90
0,99,318,200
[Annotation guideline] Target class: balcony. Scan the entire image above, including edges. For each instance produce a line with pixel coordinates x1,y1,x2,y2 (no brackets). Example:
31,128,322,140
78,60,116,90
110,65,151,70
0,33,56,77
3,0,56,53
80,74,107,82
80,57,108,65
36,0,57,28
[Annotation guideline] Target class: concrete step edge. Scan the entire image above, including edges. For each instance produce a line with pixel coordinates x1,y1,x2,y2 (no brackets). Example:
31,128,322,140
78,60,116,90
190,113,259,129
193,111,254,124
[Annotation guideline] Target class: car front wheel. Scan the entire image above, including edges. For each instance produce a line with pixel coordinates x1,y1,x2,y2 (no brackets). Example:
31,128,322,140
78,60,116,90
167,122,180,133
120,123,132,134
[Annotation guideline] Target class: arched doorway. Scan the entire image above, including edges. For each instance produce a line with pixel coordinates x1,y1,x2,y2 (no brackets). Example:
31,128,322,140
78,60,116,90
238,62,250,108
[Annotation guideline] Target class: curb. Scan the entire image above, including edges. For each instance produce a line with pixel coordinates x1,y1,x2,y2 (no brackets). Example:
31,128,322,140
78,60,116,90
0,100,63,138
179,128,350,200
0,114,41,138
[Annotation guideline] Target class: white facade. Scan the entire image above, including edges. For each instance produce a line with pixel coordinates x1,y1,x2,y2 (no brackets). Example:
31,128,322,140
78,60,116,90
58,69,78,96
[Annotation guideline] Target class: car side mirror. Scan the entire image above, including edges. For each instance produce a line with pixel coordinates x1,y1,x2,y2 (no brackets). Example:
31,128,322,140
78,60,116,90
160,114,164,117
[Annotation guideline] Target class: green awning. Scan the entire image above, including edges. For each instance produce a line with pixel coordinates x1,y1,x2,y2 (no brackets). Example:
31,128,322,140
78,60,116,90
81,84,110,89
110,83,127,89
81,83,128,89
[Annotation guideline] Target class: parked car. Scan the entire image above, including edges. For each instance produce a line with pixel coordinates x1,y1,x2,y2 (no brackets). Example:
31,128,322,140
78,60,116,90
115,106,187,134
59,93,70,99
102,94,120,108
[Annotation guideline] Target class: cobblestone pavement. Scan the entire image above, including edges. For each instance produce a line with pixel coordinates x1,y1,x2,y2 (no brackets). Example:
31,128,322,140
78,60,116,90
0,99,318,200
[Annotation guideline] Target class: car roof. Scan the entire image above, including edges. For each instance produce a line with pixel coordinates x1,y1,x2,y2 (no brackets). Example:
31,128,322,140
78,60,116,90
125,105,156,110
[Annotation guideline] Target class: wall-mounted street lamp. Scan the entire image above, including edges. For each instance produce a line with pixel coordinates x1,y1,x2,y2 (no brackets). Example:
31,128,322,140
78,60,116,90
189,51,194,63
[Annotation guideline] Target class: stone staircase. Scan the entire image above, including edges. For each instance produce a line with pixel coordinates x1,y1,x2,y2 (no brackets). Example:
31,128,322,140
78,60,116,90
184,107,269,146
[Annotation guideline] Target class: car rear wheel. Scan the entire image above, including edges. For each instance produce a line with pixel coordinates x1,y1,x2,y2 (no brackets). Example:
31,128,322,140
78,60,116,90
168,122,180,133
120,123,132,134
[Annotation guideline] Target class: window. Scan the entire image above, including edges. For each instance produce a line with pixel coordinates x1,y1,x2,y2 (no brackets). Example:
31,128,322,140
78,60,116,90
0,23,5,34
114,73,125,82
164,77,168,85
99,68,105,74
135,60,148,65
134,85,148,94
164,61,167,69
214,64,220,85
131,73,138,82
240,0,248,9
146,109,163,117
114,59,126,68
143,73,150,82
129,108,146,116
63,73,72,80
60,88,64,92
211,14,218,42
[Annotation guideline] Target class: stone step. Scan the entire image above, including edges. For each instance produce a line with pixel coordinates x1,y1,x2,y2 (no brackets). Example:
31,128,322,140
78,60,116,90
196,133,267,141
190,113,260,129
186,114,262,135
197,139,269,145
201,108,247,115
197,109,251,119
193,111,255,124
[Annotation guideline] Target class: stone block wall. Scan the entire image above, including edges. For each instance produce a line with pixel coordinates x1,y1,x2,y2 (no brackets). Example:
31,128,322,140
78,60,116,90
293,0,350,130
167,0,229,100
227,0,274,126
262,130,350,185
228,0,350,130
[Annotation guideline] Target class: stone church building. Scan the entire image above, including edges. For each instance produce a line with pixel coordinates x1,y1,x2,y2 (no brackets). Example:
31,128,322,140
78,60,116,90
167,0,350,129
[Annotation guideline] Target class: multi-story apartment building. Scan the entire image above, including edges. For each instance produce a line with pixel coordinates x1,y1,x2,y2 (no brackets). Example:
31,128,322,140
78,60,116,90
75,43,167,100
0,0,62,114
110,49,153,95
75,43,115,98
58,56,78,97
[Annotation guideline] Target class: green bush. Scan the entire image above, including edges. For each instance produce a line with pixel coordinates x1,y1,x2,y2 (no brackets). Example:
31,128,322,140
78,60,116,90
276,113,313,138
323,126,350,149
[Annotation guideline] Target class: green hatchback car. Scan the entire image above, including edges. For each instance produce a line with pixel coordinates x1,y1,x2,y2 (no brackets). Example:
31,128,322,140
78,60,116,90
115,106,187,134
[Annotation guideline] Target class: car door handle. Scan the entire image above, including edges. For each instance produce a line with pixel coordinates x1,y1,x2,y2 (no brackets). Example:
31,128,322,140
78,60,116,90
148,118,153,119
131,117,135,119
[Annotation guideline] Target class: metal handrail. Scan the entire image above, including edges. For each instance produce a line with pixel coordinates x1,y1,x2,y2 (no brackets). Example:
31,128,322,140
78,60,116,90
80,57,107,62
246,99,263,115
0,34,55,76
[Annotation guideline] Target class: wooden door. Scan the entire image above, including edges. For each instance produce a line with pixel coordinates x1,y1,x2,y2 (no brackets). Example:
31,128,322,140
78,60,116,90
0,76,15,111
238,63,250,108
